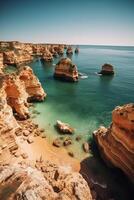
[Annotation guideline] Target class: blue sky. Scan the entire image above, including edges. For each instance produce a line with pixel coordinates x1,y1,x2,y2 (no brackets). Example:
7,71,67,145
0,0,134,45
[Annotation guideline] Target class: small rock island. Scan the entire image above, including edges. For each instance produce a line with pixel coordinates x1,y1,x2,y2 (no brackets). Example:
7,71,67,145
54,58,79,82
98,63,115,75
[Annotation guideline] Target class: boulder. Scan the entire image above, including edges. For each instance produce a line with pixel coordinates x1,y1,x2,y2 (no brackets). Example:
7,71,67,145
56,120,74,134
53,138,62,147
83,142,90,153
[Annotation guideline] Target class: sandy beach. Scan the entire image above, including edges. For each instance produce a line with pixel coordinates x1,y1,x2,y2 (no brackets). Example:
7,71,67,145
17,133,80,172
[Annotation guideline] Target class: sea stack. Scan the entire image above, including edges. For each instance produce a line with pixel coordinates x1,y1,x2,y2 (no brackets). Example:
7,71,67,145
75,47,79,53
19,66,47,101
93,103,134,183
41,49,53,62
98,63,114,75
54,58,78,82
66,46,73,55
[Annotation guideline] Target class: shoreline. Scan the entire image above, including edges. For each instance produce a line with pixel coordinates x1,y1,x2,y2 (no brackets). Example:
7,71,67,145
17,119,80,172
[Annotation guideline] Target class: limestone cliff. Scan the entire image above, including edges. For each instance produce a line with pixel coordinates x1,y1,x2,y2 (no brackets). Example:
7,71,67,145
0,84,19,130
54,58,78,82
4,75,29,119
16,49,33,64
19,66,46,101
93,104,134,182
41,49,53,62
0,162,92,200
0,53,4,74
3,51,17,65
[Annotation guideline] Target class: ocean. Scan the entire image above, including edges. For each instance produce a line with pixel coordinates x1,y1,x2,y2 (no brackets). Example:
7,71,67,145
6,45,134,199
29,45,134,200
29,45,134,159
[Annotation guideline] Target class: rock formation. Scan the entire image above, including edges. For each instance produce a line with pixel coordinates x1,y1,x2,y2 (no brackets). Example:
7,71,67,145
56,120,74,134
98,63,114,75
3,51,17,65
54,58,78,82
0,83,19,131
0,162,92,200
66,46,73,55
3,49,32,66
0,53,4,74
41,49,53,62
93,103,134,182
19,66,47,101
4,75,29,119
75,47,79,53
15,49,33,64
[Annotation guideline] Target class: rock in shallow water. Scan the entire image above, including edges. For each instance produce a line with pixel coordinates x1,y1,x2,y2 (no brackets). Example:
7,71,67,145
56,120,74,134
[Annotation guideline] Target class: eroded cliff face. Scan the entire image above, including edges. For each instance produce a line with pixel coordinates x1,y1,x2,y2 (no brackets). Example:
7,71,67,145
16,49,33,64
0,80,92,200
3,49,33,66
0,84,19,131
0,84,19,165
0,162,92,200
41,48,53,62
0,53,4,74
19,66,47,101
54,58,78,82
3,51,17,65
4,75,29,120
93,104,134,182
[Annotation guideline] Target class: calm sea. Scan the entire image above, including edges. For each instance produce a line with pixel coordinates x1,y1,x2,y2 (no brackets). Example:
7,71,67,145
6,45,134,200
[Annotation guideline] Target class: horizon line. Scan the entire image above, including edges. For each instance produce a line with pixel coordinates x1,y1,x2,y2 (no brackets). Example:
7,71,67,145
0,40,134,47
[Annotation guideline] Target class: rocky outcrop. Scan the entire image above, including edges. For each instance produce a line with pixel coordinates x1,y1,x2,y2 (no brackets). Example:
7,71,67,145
3,49,32,66
54,58,78,82
41,49,53,62
56,120,74,134
0,162,92,200
0,84,19,165
19,66,46,101
0,83,19,130
75,47,79,53
3,50,17,65
93,104,134,182
98,63,114,75
4,75,29,119
66,47,73,55
16,49,33,64
0,53,4,74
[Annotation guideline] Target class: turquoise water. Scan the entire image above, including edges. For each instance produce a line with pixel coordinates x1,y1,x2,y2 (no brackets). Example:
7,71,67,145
5,45,134,199
29,45,134,160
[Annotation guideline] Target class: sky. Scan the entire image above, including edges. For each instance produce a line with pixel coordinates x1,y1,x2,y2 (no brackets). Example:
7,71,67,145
0,0,134,45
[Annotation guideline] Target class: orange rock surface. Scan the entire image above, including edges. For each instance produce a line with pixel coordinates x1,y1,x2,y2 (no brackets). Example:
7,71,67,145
54,58,78,82
19,66,47,101
94,104,134,182
4,75,29,119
